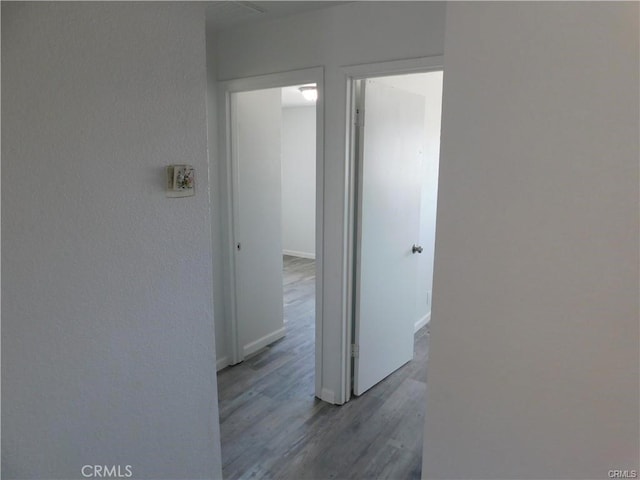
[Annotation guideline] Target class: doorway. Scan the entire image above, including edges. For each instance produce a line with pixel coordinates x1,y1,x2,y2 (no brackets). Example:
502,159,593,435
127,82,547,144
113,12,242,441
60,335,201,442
217,71,324,478
216,68,324,399
226,82,318,361
349,70,444,397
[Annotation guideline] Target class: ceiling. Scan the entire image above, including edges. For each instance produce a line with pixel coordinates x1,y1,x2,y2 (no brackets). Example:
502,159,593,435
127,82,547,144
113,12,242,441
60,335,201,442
206,2,331,106
206,1,349,32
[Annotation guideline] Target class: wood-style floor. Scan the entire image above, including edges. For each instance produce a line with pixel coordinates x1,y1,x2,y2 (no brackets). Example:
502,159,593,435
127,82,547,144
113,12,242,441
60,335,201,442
217,255,429,480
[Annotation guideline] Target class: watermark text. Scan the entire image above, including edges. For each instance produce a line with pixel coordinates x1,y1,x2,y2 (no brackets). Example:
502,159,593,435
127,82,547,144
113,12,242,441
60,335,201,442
81,465,133,478
608,470,638,479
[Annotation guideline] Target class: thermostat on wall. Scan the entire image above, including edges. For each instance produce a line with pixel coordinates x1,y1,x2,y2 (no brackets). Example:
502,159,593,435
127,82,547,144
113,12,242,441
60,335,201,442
166,165,195,197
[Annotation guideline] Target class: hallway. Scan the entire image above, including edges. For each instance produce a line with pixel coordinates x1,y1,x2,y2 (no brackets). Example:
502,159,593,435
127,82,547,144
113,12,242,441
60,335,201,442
217,256,429,479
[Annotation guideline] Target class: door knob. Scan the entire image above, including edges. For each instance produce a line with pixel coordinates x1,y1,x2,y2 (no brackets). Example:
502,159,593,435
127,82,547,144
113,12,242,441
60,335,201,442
412,244,423,254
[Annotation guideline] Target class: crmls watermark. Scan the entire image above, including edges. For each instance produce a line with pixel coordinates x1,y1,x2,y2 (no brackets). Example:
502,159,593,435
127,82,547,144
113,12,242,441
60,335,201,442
608,470,638,479
81,465,133,478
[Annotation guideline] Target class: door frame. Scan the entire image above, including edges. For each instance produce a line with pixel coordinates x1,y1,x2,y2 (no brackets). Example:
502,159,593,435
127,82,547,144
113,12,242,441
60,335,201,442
218,67,325,398
341,56,444,401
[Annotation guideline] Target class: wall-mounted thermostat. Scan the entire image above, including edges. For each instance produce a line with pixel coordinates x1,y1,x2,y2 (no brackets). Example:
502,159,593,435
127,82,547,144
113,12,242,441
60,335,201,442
166,165,195,197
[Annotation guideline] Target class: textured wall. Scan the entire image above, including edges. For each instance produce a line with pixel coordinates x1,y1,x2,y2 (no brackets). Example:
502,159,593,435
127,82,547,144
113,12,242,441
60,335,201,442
2,3,222,478
423,2,639,478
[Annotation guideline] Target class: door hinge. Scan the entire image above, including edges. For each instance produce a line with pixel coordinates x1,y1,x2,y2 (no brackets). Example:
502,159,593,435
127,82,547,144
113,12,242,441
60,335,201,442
351,343,359,358
354,108,364,127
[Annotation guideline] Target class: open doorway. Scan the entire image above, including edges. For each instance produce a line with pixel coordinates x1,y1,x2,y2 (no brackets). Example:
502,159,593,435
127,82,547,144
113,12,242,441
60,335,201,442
223,84,317,364
350,71,443,397
216,81,320,478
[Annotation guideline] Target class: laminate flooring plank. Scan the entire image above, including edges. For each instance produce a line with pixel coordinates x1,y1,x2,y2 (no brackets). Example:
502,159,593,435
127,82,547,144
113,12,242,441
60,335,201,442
227,398,334,478
270,395,387,479
223,398,312,477
315,386,416,477
217,255,430,480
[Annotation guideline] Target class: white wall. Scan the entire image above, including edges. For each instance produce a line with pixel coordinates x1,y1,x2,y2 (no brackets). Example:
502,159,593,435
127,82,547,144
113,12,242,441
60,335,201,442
1,3,222,479
214,0,446,403
423,3,639,479
377,72,443,328
281,106,316,259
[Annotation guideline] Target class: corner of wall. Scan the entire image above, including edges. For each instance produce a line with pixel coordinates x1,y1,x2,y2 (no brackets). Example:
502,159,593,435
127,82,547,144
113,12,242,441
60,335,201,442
205,22,230,367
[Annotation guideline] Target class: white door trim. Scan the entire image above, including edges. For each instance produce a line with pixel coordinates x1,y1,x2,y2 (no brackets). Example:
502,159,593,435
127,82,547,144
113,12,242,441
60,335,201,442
341,55,444,400
218,67,325,399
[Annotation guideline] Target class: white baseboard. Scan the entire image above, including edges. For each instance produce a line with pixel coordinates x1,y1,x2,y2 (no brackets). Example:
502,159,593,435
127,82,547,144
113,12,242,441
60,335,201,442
216,356,230,371
319,387,336,404
282,249,315,259
415,312,431,333
242,327,286,357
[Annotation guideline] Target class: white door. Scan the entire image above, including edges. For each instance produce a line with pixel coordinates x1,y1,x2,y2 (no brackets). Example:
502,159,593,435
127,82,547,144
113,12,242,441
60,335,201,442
231,88,285,361
353,79,425,396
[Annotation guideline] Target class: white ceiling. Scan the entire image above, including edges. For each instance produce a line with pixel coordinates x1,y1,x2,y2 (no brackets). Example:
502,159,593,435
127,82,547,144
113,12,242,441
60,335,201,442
206,3,331,106
206,1,349,32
